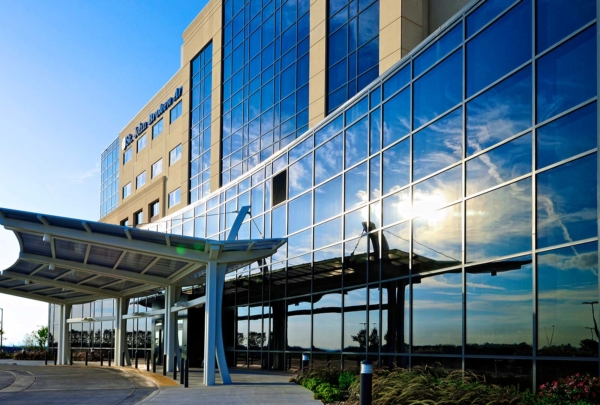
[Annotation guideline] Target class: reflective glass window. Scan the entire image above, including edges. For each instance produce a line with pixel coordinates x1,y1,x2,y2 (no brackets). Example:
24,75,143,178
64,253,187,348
466,132,532,196
123,148,132,164
414,49,462,128
288,154,313,198
315,134,343,185
537,242,598,357
272,204,287,237
382,188,410,227
345,162,367,211
413,203,462,273
315,176,343,223
537,154,598,248
383,65,409,100
137,134,146,152
369,155,380,200
288,228,312,258
316,114,343,145
288,192,312,234
466,255,533,355
382,138,410,194
314,217,342,250
345,207,368,240
414,22,462,77
370,107,381,155
413,108,462,180
381,222,410,280
287,301,311,351
537,26,597,122
152,118,163,139
313,293,342,351
537,102,597,169
466,0,515,37
412,270,462,354
466,0,531,97
151,159,163,178
382,88,410,148
466,66,532,156
537,0,596,53
413,165,462,215
467,178,532,263
168,188,181,208
343,288,367,351
345,117,369,168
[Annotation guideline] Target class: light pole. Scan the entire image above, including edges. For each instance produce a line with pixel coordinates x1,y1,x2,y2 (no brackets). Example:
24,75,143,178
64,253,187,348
0,308,3,351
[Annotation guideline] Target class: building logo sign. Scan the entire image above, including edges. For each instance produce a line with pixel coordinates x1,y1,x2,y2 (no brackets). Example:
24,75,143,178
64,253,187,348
122,86,183,150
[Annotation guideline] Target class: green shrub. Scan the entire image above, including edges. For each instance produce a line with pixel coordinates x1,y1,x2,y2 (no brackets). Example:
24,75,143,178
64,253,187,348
292,367,342,386
314,382,341,403
302,377,325,392
338,370,356,391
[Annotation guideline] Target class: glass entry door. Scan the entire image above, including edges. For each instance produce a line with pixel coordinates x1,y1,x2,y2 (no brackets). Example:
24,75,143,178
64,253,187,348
154,323,163,364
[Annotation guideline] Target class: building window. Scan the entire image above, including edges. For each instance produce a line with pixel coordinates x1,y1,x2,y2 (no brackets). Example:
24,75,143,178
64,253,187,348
134,210,143,226
272,170,287,206
151,159,163,178
136,171,146,189
123,182,131,199
100,137,119,219
168,188,181,208
152,118,163,139
120,218,129,227
170,144,182,165
150,200,160,219
123,148,132,164
170,101,182,123
137,134,146,152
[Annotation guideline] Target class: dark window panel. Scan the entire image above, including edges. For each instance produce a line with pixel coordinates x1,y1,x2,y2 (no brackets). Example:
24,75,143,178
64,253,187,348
537,0,596,53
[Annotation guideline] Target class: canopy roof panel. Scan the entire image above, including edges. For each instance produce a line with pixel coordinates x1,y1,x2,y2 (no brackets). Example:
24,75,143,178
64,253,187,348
0,207,286,305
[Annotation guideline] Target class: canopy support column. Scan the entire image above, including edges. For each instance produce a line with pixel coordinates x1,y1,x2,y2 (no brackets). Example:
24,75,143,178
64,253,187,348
215,264,231,384
57,303,71,365
164,285,179,372
115,297,130,366
203,261,217,385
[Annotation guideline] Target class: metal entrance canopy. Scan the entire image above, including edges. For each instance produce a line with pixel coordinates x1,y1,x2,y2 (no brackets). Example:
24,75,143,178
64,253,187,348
0,207,286,385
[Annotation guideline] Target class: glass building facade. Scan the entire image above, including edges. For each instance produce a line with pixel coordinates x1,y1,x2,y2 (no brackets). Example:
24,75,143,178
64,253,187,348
99,137,119,218
327,0,380,113
221,0,310,185
80,0,598,390
190,43,214,203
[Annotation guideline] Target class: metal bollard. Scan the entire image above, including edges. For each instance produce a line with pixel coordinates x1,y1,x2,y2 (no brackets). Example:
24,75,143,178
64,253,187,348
85,350,88,366
121,351,125,367
108,350,111,367
146,352,150,372
163,354,167,376
101,350,103,366
180,357,184,384
54,351,57,366
184,359,189,388
45,351,48,366
302,353,309,373
70,351,73,366
135,350,138,369
173,356,178,381
360,360,373,405
152,354,156,373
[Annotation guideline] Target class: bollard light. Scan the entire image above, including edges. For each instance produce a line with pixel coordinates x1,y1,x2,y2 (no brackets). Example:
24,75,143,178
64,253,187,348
184,359,189,388
180,357,184,385
360,360,373,405
174,356,178,381
85,350,88,366
163,354,167,376
135,350,138,369
302,353,309,373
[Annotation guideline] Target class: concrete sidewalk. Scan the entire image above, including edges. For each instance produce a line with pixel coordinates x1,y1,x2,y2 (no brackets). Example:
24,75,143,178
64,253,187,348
0,360,320,404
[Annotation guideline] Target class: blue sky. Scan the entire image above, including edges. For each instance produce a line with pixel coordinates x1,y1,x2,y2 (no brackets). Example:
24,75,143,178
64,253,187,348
0,0,207,346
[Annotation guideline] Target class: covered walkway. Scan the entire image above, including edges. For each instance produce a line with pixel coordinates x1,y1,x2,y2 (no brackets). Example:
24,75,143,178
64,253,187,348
0,207,286,385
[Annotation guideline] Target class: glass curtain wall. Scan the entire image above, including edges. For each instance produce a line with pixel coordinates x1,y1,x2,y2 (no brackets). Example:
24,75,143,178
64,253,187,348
190,43,214,203
142,0,598,389
327,0,380,114
100,137,120,218
221,0,310,186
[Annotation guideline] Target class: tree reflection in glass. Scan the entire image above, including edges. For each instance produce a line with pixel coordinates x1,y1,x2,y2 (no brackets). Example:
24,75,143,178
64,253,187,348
538,242,599,357
343,288,367,352
466,255,533,355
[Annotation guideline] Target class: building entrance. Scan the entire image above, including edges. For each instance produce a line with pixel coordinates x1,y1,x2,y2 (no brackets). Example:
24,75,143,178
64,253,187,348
154,322,163,365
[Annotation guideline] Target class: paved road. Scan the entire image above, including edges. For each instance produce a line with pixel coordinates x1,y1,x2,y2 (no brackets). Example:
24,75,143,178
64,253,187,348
0,360,319,405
